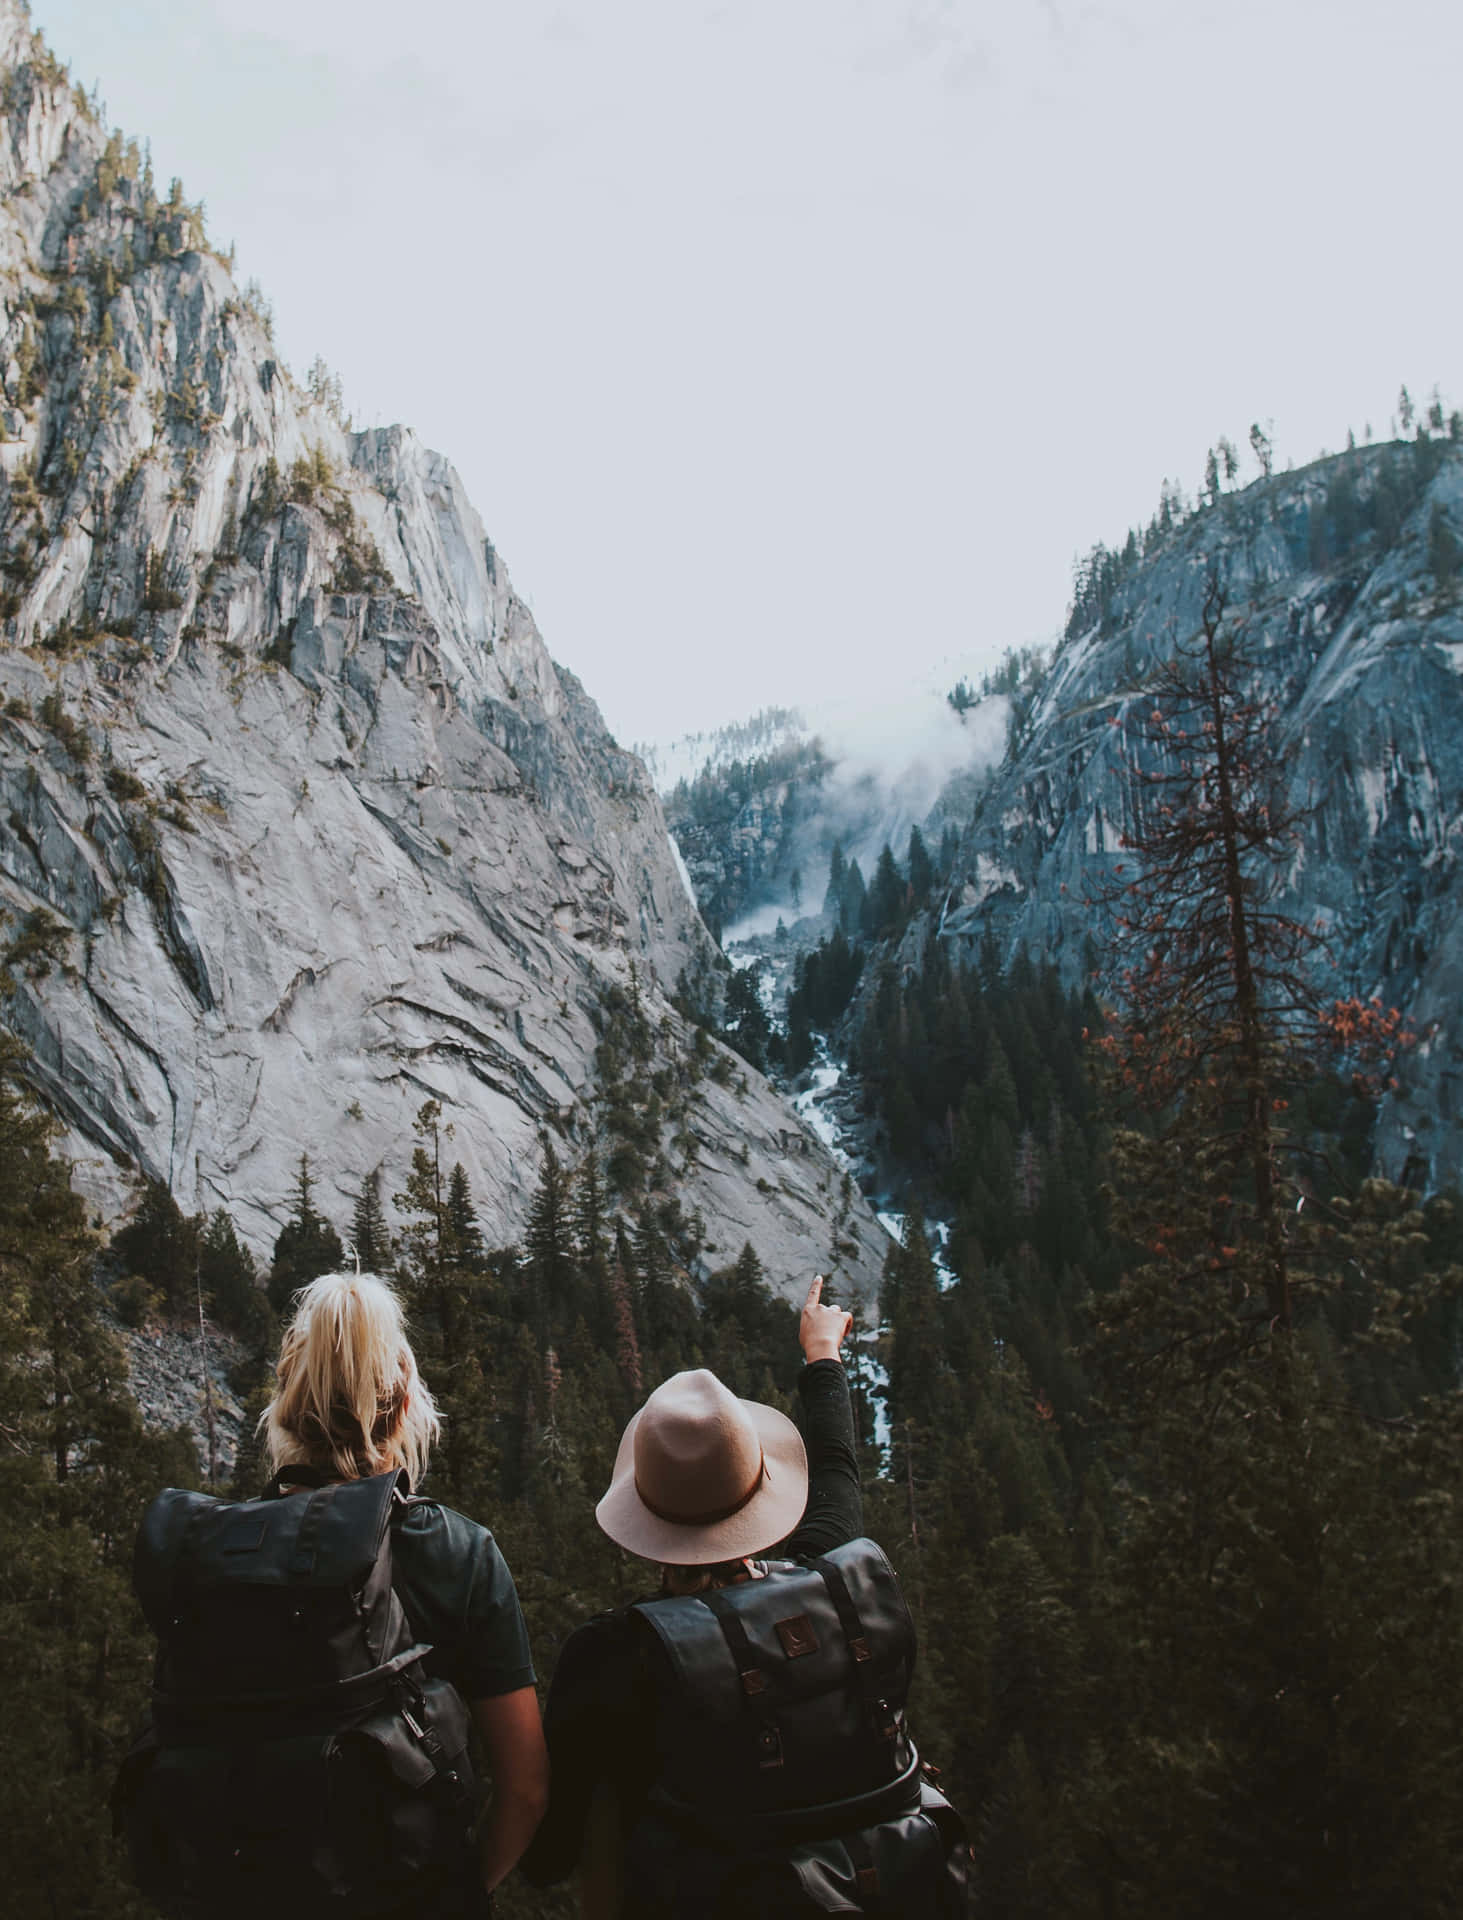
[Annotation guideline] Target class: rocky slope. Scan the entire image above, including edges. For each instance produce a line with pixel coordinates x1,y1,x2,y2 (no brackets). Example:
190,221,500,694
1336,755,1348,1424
933,437,1463,1193
0,3,888,1302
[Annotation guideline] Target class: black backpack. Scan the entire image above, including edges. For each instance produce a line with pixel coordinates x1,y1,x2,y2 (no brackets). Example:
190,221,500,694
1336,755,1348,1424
112,1468,479,1918
625,1536,971,1917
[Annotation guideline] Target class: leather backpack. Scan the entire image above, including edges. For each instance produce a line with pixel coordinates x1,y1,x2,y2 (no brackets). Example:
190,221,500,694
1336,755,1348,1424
113,1468,477,1918
625,1536,970,1916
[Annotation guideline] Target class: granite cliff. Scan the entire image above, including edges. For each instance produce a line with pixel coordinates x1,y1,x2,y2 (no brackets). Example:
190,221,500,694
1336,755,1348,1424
934,435,1463,1193
0,3,887,1301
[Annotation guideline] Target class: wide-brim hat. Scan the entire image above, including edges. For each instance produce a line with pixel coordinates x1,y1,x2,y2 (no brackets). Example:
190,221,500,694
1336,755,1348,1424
596,1368,808,1565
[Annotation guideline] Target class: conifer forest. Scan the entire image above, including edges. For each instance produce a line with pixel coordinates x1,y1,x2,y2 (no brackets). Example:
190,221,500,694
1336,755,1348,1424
6,560,1463,1917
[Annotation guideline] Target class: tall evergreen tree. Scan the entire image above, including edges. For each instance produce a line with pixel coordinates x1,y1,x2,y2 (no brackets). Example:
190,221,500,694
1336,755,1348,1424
111,1176,198,1315
350,1168,392,1273
199,1207,267,1339
840,857,867,937
445,1161,483,1268
906,824,933,905
865,842,904,937
525,1136,574,1336
268,1153,344,1310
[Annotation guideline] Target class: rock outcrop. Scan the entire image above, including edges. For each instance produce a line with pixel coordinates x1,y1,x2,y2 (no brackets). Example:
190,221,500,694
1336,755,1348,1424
0,4,888,1302
935,438,1463,1193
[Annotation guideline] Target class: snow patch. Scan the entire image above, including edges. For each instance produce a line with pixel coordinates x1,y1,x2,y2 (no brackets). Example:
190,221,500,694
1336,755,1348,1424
876,1210,958,1291
668,833,697,908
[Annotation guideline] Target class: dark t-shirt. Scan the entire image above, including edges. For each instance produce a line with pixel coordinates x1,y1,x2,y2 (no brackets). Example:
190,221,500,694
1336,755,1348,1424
519,1359,862,1888
391,1498,537,1700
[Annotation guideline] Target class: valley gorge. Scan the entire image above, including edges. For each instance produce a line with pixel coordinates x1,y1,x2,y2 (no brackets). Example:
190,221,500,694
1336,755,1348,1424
6,8,1463,1916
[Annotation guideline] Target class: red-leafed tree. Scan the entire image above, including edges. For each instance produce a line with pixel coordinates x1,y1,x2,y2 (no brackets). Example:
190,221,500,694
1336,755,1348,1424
1101,568,1319,1332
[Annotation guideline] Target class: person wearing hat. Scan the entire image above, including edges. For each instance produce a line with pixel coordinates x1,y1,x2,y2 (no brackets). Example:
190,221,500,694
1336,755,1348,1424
519,1274,860,1912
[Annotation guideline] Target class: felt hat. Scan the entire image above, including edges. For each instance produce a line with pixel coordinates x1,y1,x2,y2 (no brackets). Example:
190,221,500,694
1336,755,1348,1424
595,1368,809,1565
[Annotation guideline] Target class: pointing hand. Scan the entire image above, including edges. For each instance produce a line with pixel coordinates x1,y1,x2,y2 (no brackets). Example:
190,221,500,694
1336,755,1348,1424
800,1274,853,1366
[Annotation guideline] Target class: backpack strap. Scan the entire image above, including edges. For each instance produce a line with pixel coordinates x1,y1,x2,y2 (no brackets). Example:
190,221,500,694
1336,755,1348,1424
701,1588,786,1772
808,1555,901,1747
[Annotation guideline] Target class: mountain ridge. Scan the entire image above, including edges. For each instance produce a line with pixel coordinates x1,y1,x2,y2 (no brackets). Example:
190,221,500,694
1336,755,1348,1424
931,433,1463,1191
0,2,889,1300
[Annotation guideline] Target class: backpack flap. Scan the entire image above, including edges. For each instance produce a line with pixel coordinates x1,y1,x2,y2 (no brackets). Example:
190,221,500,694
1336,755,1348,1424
637,1539,912,1722
136,1470,406,1602
136,1472,421,1720
633,1537,917,1818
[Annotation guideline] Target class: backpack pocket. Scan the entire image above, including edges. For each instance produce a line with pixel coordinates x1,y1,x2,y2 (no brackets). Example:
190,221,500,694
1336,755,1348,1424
629,1784,972,1918
779,1795,968,1916
113,1682,477,1917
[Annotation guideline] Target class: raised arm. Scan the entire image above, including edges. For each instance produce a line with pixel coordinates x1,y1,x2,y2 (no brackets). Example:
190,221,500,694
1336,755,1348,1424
783,1275,862,1558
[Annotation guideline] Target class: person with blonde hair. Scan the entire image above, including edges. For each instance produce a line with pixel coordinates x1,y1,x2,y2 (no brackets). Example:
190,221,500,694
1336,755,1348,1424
120,1269,548,1919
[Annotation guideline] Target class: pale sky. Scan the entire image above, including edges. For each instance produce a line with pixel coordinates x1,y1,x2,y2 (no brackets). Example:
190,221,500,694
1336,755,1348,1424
27,0,1463,745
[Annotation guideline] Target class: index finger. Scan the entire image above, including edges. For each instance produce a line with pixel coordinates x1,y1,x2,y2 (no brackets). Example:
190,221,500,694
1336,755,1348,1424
804,1274,824,1310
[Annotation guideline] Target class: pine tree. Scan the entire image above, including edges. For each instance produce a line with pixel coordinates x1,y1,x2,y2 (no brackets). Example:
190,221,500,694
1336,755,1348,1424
723,962,771,1071
445,1161,483,1268
350,1168,391,1272
394,1105,493,1504
199,1207,267,1340
268,1153,344,1310
111,1175,199,1314
906,824,933,905
865,842,904,937
1105,570,1316,1328
524,1136,574,1339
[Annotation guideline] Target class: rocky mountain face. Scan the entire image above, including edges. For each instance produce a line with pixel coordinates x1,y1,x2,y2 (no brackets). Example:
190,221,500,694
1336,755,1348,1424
932,436,1463,1194
657,702,1000,940
662,732,832,936
0,3,888,1303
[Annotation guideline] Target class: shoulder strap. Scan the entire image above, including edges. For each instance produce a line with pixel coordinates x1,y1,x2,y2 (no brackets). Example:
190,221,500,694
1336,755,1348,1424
808,1555,900,1747
702,1588,786,1772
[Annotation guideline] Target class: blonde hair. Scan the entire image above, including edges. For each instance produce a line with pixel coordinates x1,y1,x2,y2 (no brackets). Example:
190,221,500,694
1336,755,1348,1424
262,1271,440,1489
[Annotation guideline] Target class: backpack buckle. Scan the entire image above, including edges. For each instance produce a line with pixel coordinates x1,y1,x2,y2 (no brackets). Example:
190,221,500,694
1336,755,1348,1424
756,1724,784,1770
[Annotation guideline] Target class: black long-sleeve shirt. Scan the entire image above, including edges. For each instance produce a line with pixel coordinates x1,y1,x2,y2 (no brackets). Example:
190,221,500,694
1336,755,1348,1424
519,1359,861,1887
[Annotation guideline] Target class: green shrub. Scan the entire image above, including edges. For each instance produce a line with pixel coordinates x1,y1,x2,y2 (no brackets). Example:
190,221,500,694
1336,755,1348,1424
104,766,147,802
37,692,91,761
110,1271,162,1328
